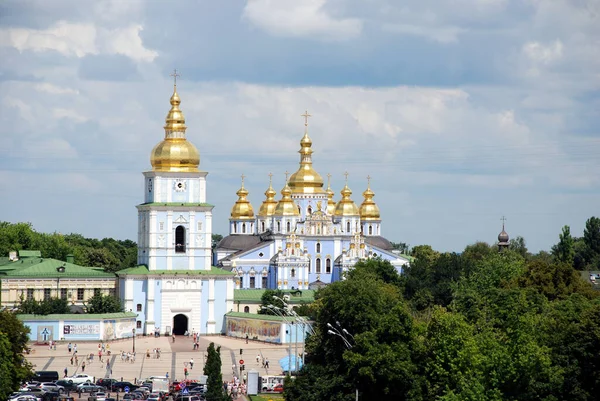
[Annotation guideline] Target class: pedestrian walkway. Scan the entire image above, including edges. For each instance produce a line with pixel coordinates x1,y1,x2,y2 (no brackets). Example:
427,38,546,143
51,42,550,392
25,334,295,384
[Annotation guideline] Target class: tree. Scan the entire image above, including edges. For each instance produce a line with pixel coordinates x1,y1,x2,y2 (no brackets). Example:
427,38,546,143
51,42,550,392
552,225,575,264
509,236,529,258
390,241,409,254
583,217,600,268
85,294,124,314
17,296,70,315
258,289,285,315
212,234,224,249
204,342,230,401
0,310,33,393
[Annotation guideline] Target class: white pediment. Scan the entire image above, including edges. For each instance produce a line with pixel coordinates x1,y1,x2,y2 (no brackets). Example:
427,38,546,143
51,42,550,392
174,215,188,223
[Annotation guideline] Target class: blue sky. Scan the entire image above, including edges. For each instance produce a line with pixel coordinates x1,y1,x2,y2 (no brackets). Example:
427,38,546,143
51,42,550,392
0,0,598,252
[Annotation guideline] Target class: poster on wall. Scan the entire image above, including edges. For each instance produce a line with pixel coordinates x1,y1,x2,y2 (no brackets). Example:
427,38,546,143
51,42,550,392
103,320,116,341
37,326,54,343
114,320,135,338
63,323,100,335
227,317,281,343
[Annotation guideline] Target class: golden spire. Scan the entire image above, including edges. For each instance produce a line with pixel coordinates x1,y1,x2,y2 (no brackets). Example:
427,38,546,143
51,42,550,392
258,172,279,217
326,173,336,215
231,174,255,220
359,174,381,220
288,110,325,194
274,171,300,216
150,69,200,172
334,172,359,217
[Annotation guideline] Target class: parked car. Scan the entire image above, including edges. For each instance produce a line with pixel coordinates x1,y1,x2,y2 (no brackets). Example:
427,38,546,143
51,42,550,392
96,379,118,390
39,383,65,394
9,395,38,401
88,392,107,401
68,374,95,384
76,383,105,393
273,384,284,393
113,382,138,392
55,380,78,391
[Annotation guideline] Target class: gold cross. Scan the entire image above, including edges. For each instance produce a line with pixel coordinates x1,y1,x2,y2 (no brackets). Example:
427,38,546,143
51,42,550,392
170,69,180,86
268,172,273,184
301,110,312,127
285,170,290,182
367,175,371,186
344,171,349,183
241,174,246,187
327,173,331,187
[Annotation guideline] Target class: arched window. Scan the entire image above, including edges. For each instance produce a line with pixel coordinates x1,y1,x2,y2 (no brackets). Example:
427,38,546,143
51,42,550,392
316,243,321,253
369,225,373,235
175,226,186,253
261,222,265,232
316,258,321,273
244,306,250,313
298,205,301,214
347,221,351,233
233,223,237,233
307,206,312,215
277,221,281,232
291,269,296,278
308,259,311,273
326,258,331,273
287,221,291,232
242,223,246,234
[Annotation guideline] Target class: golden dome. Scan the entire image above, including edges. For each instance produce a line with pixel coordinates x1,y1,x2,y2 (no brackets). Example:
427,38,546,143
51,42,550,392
258,173,279,217
359,177,381,220
288,111,325,194
326,173,336,215
334,175,360,217
150,84,200,172
274,177,301,217
230,175,255,220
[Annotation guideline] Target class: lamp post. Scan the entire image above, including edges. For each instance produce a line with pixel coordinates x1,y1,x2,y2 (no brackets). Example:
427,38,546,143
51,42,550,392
263,305,294,375
132,328,136,353
327,322,358,401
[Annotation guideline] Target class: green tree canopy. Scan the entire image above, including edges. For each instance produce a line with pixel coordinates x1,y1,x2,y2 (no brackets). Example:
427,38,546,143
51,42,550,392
85,293,124,314
553,225,575,264
0,310,33,394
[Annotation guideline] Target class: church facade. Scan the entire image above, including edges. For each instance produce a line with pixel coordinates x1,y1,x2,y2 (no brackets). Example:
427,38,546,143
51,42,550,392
214,114,411,291
117,81,234,336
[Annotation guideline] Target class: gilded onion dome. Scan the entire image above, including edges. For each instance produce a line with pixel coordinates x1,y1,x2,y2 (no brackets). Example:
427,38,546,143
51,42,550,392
258,173,279,217
287,111,325,194
334,174,360,217
359,176,381,220
230,175,255,220
150,78,200,172
326,173,336,215
274,175,301,216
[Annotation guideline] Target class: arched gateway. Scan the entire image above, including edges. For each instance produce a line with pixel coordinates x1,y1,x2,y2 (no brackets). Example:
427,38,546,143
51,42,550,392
173,314,189,335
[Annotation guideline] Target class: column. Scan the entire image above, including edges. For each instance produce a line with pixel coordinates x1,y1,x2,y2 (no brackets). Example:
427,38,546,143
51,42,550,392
206,279,216,334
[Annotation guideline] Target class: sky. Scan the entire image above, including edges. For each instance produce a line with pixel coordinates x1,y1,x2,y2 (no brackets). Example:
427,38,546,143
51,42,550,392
0,0,599,253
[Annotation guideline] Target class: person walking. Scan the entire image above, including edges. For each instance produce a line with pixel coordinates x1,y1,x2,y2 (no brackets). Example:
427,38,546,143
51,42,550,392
190,358,194,370
68,342,72,353
256,353,261,364
64,367,68,378
265,358,269,369
81,361,86,372
245,333,249,344
73,343,77,354
172,334,175,343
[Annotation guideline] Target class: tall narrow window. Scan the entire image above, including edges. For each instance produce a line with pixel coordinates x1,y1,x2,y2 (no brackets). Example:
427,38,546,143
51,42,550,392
347,221,351,233
261,222,265,232
262,276,268,288
136,321,142,329
316,243,321,253
77,288,84,300
307,206,312,215
287,221,291,232
60,288,68,300
316,258,321,273
291,269,296,278
27,289,34,300
277,221,281,232
175,225,186,253
44,288,51,300
94,288,101,296
308,259,311,273
326,258,331,273
244,306,250,313
242,223,246,234
233,223,237,233
250,277,256,288
369,225,373,235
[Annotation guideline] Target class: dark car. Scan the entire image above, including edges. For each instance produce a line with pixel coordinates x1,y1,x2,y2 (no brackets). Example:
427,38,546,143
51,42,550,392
41,391,61,401
113,382,139,392
55,380,78,391
76,383,106,394
96,379,118,390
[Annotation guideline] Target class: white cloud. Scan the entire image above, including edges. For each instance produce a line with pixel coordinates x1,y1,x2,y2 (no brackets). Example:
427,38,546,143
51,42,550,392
523,40,563,64
0,21,157,62
382,23,464,43
243,0,362,40
35,83,79,95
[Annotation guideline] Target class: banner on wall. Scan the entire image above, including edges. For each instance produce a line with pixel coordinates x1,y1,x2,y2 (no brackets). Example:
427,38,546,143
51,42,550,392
63,323,99,335
226,317,281,343
37,326,54,342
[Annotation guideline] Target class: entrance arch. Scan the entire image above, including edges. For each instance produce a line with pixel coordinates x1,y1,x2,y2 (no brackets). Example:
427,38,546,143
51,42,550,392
173,314,189,335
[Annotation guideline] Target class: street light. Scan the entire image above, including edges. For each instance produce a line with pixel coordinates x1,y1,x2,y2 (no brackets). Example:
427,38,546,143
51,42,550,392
264,305,294,375
327,322,358,401
132,328,136,353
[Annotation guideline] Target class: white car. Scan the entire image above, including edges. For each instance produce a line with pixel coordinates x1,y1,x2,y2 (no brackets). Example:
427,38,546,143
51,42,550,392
89,392,107,401
9,396,38,401
69,373,95,384
39,382,65,393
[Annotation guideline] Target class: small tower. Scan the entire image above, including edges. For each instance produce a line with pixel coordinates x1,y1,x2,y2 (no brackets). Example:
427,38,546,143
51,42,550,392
326,173,336,216
257,173,278,233
359,175,381,236
229,174,255,235
273,172,301,234
498,216,510,251
334,172,360,234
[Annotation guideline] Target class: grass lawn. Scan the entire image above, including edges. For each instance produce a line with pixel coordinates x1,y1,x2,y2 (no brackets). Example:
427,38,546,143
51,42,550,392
248,394,285,401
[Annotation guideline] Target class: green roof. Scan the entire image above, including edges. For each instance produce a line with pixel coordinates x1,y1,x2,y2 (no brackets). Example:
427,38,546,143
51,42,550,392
399,254,415,263
17,312,137,321
226,311,295,322
18,250,42,258
234,289,316,303
138,202,214,207
117,265,235,276
0,257,116,278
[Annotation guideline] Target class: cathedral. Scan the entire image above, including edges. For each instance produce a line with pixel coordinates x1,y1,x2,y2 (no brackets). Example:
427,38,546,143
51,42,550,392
214,113,410,290
117,79,234,336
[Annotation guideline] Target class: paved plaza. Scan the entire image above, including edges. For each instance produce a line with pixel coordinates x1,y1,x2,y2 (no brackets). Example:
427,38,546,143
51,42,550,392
25,334,298,385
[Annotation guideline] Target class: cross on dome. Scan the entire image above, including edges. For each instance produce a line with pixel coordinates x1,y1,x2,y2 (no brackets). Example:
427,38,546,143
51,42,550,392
170,69,180,87
301,110,312,127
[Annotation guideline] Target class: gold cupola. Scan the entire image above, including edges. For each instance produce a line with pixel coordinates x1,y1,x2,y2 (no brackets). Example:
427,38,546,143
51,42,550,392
334,173,360,217
258,173,279,217
359,175,381,220
150,73,200,172
326,173,336,215
230,175,255,220
274,173,301,216
287,111,325,194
